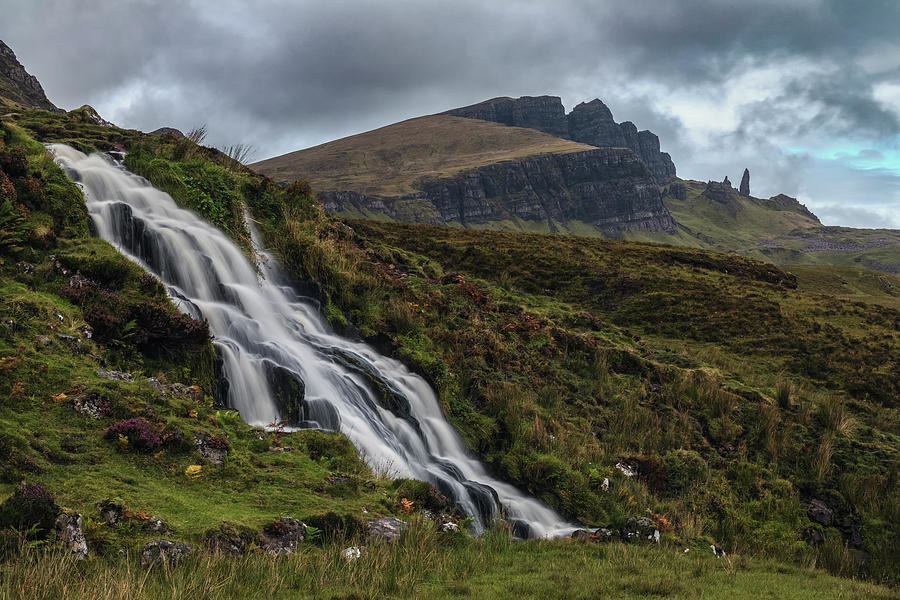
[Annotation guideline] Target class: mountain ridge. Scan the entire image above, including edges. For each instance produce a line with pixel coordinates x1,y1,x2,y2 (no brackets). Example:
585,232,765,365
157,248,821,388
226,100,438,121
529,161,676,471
0,40,61,112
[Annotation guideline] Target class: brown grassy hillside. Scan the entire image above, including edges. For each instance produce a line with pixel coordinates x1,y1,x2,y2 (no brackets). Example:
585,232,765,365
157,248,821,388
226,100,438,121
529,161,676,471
250,114,594,196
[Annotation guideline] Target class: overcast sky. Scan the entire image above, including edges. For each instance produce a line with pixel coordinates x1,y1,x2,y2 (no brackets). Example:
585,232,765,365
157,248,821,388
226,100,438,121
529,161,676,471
3,0,899,228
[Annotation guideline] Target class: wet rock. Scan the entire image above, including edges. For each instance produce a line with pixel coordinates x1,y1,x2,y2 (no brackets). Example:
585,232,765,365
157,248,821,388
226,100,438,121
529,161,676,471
571,528,591,540
54,513,88,558
194,432,227,467
96,369,134,382
260,517,305,555
367,516,408,543
97,499,124,526
591,527,616,542
438,521,459,533
141,540,195,567
621,517,659,544
807,499,834,527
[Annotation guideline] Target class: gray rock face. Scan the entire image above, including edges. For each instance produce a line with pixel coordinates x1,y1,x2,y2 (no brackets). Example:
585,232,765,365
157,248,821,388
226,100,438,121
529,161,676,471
444,95,569,138
0,40,61,111
444,96,676,181
141,540,195,567
807,499,834,527
367,516,409,543
96,369,134,382
322,148,676,236
702,179,739,204
54,513,88,558
567,100,677,180
739,168,750,196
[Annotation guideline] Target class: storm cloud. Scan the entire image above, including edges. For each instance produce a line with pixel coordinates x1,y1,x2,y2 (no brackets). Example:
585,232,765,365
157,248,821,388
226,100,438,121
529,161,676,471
2,0,898,227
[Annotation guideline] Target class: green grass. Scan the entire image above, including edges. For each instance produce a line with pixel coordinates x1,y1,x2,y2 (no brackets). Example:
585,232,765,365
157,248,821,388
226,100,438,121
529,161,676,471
3,525,897,600
4,108,900,590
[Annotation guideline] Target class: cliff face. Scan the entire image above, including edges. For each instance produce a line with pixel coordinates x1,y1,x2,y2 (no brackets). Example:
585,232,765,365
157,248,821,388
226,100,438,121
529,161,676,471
444,96,676,181
321,148,676,235
444,96,570,139
0,40,61,112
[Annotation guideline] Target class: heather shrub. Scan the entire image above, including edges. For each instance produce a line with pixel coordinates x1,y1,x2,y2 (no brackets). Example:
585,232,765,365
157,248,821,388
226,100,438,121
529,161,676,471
103,418,161,452
130,300,210,350
0,145,28,177
0,482,58,539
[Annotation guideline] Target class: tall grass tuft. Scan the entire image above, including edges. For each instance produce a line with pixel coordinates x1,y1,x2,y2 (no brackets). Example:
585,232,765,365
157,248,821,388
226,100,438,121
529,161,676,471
775,376,792,410
820,395,855,438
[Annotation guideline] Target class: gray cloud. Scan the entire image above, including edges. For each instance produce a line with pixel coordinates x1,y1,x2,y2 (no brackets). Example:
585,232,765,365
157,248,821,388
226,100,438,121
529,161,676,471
1,0,898,227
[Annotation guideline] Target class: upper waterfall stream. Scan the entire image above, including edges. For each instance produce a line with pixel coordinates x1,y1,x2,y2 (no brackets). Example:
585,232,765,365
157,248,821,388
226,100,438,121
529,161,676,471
50,144,575,538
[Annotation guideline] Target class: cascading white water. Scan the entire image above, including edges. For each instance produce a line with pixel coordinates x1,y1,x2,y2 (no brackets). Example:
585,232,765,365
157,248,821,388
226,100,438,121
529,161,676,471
49,144,576,538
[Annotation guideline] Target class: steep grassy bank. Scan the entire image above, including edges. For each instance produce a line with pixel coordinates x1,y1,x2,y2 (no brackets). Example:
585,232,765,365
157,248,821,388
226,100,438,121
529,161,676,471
4,108,899,588
0,118,407,559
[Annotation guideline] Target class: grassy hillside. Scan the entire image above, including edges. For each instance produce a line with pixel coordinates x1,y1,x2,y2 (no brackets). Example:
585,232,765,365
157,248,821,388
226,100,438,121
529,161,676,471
630,180,900,275
3,108,899,594
250,114,594,196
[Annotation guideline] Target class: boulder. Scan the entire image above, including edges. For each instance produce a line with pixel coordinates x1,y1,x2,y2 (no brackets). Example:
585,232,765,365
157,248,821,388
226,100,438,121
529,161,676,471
807,499,833,527
140,540,195,567
590,527,616,542
621,517,659,544
54,513,87,558
71,391,110,419
96,498,124,526
194,432,227,467
204,523,258,557
259,517,305,555
145,516,169,533
342,546,364,561
366,516,408,543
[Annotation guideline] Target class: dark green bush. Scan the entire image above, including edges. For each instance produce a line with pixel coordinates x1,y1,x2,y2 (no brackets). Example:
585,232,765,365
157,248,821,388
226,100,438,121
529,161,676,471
0,482,58,539
663,449,708,495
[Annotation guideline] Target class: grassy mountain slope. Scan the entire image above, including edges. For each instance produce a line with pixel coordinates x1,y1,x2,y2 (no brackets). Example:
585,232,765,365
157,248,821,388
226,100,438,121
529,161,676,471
3,108,899,592
628,180,900,275
250,114,593,196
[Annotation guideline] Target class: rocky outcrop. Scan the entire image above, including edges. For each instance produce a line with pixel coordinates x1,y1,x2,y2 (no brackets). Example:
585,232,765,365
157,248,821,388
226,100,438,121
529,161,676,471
702,177,738,204
739,168,750,196
444,96,677,181
567,99,676,180
321,148,676,235
0,40,61,112
763,194,820,222
366,516,409,543
149,127,185,138
444,96,569,139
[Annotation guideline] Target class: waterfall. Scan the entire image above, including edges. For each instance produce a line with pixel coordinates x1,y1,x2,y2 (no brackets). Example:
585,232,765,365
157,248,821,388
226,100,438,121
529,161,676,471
49,144,575,538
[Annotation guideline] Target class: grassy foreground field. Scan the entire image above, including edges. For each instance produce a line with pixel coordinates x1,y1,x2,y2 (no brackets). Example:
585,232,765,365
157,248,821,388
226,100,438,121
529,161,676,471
3,525,896,600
